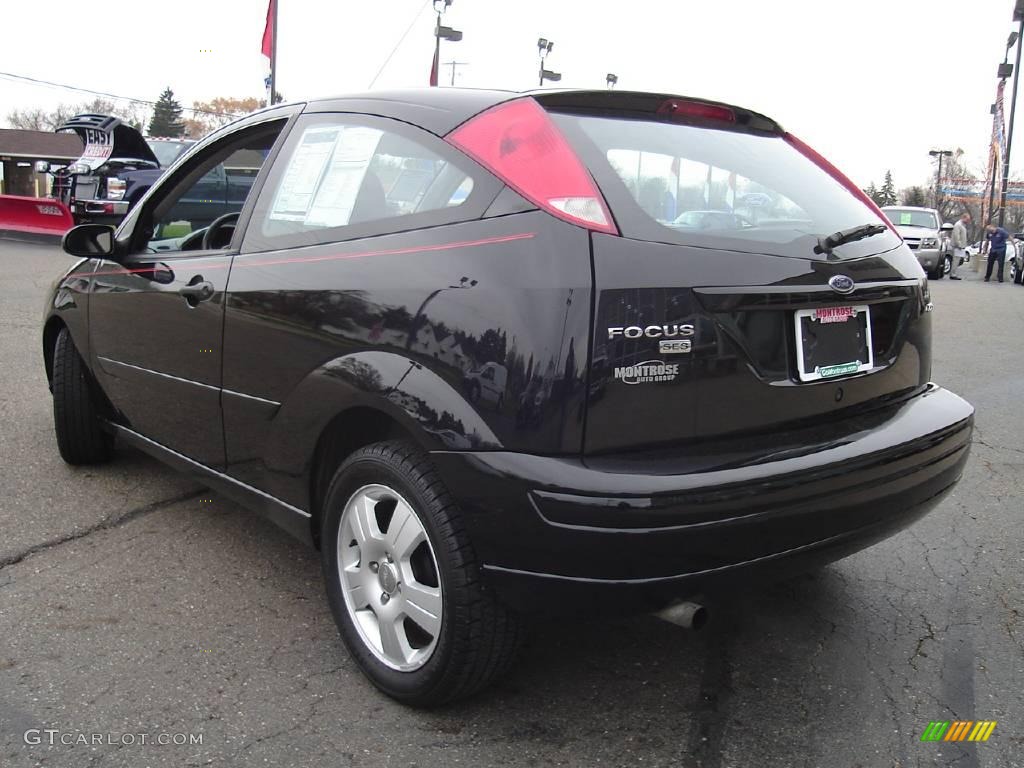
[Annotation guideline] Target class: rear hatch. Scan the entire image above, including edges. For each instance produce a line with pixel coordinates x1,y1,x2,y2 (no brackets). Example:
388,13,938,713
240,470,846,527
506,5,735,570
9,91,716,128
535,92,930,454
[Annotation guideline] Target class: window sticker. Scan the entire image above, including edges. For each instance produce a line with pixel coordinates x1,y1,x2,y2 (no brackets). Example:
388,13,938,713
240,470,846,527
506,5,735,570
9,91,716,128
305,127,383,227
899,212,912,225
268,126,340,221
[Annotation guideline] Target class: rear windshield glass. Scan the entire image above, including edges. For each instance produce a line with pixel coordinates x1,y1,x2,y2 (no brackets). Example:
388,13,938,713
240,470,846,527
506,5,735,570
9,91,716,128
881,208,938,229
146,140,191,168
551,113,896,258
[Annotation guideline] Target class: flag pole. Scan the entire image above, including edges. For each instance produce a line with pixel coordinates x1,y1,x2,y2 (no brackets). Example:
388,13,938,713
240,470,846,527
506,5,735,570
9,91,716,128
270,0,278,104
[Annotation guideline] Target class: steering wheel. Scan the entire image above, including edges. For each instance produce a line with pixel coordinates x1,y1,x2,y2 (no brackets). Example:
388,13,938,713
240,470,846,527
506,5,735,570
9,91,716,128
202,212,241,250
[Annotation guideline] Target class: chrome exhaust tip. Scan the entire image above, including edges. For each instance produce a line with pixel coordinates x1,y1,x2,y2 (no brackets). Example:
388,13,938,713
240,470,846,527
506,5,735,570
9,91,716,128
653,601,708,630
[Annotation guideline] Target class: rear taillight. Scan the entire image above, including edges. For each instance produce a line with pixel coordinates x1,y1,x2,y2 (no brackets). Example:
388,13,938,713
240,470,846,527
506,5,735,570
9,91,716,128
783,133,898,236
446,97,618,235
106,178,127,200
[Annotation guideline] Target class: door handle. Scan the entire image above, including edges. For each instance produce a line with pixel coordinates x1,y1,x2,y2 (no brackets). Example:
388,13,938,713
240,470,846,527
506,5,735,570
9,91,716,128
179,279,215,305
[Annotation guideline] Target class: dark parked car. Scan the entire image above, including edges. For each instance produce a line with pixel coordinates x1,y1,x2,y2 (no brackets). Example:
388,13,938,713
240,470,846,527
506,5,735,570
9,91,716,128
45,89,973,705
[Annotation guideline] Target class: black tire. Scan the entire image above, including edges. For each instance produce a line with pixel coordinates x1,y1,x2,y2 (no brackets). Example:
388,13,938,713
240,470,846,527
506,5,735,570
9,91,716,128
52,327,113,465
930,260,945,280
320,440,522,706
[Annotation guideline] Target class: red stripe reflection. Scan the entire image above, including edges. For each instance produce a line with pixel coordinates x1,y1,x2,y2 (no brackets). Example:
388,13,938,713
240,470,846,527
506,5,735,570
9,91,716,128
89,232,536,279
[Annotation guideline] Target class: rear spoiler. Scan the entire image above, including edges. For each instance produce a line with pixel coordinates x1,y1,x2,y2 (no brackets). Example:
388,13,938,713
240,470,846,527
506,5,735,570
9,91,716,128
56,114,159,171
530,90,782,135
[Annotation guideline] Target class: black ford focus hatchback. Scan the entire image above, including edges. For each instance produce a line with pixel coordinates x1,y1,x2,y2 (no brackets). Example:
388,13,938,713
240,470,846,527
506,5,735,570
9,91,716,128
45,89,973,705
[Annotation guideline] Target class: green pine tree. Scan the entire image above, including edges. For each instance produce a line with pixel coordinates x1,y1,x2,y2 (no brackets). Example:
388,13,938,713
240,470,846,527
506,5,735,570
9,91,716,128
148,87,186,138
901,186,927,207
865,182,880,205
879,170,897,207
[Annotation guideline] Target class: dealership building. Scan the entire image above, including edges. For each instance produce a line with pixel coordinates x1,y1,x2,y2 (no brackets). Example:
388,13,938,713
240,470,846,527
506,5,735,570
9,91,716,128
0,129,82,196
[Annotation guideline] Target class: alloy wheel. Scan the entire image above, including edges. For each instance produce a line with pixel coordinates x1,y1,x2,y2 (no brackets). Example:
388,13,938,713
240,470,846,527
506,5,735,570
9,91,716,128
337,484,443,671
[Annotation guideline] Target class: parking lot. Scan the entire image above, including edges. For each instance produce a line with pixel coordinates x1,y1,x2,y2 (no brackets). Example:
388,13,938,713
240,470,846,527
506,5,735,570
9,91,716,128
0,239,1021,768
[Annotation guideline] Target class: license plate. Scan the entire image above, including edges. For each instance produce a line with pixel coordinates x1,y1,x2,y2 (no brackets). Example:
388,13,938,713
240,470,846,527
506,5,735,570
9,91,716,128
794,305,873,382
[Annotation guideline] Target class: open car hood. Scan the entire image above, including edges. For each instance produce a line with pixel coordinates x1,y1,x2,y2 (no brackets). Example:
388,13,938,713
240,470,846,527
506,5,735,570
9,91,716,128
56,114,160,170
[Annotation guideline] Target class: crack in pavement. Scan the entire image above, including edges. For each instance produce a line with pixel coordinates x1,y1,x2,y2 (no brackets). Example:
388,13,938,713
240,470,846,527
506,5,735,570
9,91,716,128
0,489,204,572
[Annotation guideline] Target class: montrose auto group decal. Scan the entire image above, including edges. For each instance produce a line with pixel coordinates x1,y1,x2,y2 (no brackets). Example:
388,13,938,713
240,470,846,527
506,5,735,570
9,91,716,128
613,360,679,385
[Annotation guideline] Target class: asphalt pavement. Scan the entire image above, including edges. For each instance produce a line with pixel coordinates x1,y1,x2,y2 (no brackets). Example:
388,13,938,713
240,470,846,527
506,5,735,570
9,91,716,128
0,240,1021,768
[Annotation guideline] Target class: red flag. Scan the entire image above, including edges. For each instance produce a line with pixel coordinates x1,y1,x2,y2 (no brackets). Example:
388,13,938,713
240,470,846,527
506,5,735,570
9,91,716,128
261,0,275,59
429,45,439,87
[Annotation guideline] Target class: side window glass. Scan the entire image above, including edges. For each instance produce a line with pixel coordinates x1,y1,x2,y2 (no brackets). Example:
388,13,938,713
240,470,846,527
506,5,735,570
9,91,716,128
251,118,482,249
142,126,280,254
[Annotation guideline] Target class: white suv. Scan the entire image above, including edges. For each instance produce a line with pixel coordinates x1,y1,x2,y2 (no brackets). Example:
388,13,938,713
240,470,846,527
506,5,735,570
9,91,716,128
881,206,949,279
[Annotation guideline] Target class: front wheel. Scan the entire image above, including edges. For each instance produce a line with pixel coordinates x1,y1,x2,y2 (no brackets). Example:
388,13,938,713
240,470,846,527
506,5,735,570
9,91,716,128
52,327,113,465
320,441,522,706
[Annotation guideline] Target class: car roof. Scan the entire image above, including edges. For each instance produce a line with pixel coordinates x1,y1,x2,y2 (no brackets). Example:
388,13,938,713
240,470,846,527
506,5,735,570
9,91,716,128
303,88,517,135
300,88,781,137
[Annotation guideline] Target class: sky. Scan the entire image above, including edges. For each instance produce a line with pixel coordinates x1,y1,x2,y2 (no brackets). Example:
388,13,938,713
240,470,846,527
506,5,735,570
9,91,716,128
0,0,1018,190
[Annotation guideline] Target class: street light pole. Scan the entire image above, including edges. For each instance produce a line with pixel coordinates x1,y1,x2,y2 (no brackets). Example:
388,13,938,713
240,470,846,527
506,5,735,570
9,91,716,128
999,15,1024,227
537,38,560,86
431,1,461,87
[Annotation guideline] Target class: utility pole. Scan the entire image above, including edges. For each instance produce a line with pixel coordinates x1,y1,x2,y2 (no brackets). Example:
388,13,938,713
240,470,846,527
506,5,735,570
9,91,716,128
1000,15,1024,227
444,60,469,86
929,149,953,211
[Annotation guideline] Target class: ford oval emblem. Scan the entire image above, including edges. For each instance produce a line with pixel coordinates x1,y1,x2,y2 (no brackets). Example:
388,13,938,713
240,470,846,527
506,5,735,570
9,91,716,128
828,275,855,295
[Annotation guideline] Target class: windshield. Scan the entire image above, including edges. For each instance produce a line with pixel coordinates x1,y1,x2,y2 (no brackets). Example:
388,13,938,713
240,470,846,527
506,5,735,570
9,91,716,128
145,139,191,168
551,113,895,258
881,208,938,229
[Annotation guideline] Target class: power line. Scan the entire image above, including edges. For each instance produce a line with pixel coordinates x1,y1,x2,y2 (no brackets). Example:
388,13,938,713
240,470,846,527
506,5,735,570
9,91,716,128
367,0,432,89
0,71,242,118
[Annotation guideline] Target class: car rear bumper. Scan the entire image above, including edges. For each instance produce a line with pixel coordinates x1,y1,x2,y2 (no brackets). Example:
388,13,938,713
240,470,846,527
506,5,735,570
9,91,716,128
430,385,973,612
72,199,128,224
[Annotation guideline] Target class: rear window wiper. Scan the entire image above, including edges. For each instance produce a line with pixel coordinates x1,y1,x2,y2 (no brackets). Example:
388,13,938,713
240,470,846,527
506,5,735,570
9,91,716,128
814,223,888,257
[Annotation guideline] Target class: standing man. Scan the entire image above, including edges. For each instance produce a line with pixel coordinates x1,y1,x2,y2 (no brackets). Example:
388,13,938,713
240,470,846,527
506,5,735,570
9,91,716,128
985,223,1009,282
949,213,970,280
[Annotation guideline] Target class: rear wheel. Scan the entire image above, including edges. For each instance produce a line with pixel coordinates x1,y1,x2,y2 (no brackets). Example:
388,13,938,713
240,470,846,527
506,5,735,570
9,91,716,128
320,440,522,706
52,327,113,465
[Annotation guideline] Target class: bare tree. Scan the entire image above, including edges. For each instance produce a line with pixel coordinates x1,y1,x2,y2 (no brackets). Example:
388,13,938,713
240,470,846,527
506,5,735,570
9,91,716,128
182,96,266,139
6,98,147,132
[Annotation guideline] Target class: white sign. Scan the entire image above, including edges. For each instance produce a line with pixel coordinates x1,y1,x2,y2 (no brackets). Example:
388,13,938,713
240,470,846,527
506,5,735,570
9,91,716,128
269,125,383,228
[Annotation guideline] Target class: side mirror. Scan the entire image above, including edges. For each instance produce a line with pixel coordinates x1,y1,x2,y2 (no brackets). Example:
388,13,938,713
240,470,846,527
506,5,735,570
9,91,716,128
62,224,115,258
34,160,50,174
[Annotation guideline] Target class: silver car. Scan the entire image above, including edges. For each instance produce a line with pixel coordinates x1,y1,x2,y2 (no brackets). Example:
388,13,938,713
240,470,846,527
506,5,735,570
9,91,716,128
881,206,949,279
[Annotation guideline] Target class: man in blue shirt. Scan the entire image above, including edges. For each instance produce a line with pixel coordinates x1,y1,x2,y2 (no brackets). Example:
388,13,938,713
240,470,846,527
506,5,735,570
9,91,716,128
985,223,1009,282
